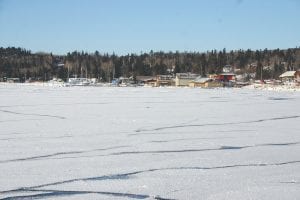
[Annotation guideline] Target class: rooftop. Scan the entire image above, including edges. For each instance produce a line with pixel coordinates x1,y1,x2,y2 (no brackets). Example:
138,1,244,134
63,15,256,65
279,71,296,78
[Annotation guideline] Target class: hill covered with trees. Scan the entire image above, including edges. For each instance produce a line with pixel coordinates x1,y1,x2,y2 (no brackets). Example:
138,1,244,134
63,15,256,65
1,47,300,82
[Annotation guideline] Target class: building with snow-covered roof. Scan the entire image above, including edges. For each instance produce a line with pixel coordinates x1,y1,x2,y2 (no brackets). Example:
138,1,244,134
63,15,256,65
189,76,223,88
279,70,300,85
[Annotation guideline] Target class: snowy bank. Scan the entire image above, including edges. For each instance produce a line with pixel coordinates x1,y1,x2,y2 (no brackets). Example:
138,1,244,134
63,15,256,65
243,84,300,92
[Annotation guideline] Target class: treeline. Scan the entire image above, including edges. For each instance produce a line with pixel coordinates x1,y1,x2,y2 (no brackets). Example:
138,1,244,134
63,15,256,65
1,47,300,82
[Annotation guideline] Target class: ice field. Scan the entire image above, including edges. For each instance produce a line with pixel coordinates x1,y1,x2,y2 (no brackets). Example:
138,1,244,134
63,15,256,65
0,85,300,200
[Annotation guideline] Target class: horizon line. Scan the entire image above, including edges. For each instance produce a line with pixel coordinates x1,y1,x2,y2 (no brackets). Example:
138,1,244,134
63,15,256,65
1,45,300,56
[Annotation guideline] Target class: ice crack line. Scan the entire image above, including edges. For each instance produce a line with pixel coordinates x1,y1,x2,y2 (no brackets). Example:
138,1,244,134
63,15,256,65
108,141,300,156
1,160,299,199
0,188,176,200
0,109,65,119
0,189,176,200
135,115,300,132
0,145,129,164
1,142,298,164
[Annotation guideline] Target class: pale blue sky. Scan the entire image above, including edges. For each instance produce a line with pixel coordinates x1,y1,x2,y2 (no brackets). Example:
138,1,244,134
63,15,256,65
0,0,299,55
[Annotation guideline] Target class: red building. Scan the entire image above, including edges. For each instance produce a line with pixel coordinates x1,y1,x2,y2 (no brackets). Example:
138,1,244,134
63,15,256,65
217,73,236,82
216,72,236,87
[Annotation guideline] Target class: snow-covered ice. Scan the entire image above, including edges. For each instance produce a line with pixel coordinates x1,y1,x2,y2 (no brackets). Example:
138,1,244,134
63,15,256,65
0,84,299,200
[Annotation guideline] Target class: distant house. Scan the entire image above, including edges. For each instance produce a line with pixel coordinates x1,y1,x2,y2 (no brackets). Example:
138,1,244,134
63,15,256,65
136,75,174,87
279,71,300,85
136,76,157,86
6,78,20,83
189,77,223,88
216,73,236,81
216,73,236,87
175,73,199,87
156,75,174,87
118,76,135,86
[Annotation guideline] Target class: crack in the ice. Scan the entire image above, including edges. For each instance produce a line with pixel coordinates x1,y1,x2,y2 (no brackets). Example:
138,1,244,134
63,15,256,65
110,146,247,156
149,136,234,143
268,97,294,101
0,151,82,164
0,145,128,164
1,160,299,198
1,191,79,200
262,142,299,146
1,188,176,200
107,142,300,156
130,129,255,136
0,172,147,193
0,189,154,200
135,115,300,132
0,109,65,119
12,146,249,162
1,141,298,164
177,160,300,170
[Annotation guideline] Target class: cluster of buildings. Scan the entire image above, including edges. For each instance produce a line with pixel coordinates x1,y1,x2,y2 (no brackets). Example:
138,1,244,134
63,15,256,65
132,64,300,88
121,68,300,88
2,66,300,88
135,72,235,88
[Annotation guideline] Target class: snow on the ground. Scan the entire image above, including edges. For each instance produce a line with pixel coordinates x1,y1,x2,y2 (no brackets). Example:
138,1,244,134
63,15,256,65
0,84,299,200
243,84,300,92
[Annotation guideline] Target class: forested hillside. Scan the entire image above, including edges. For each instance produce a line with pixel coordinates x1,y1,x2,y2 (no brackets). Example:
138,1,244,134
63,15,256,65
1,47,300,82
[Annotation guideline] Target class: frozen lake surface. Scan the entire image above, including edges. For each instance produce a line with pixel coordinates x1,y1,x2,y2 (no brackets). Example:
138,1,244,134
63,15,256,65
0,85,300,200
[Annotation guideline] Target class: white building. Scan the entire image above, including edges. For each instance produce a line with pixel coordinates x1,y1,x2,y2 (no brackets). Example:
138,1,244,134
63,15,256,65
175,73,199,87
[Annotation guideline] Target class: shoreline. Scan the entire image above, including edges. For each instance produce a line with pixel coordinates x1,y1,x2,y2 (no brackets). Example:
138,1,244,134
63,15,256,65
0,82,299,92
